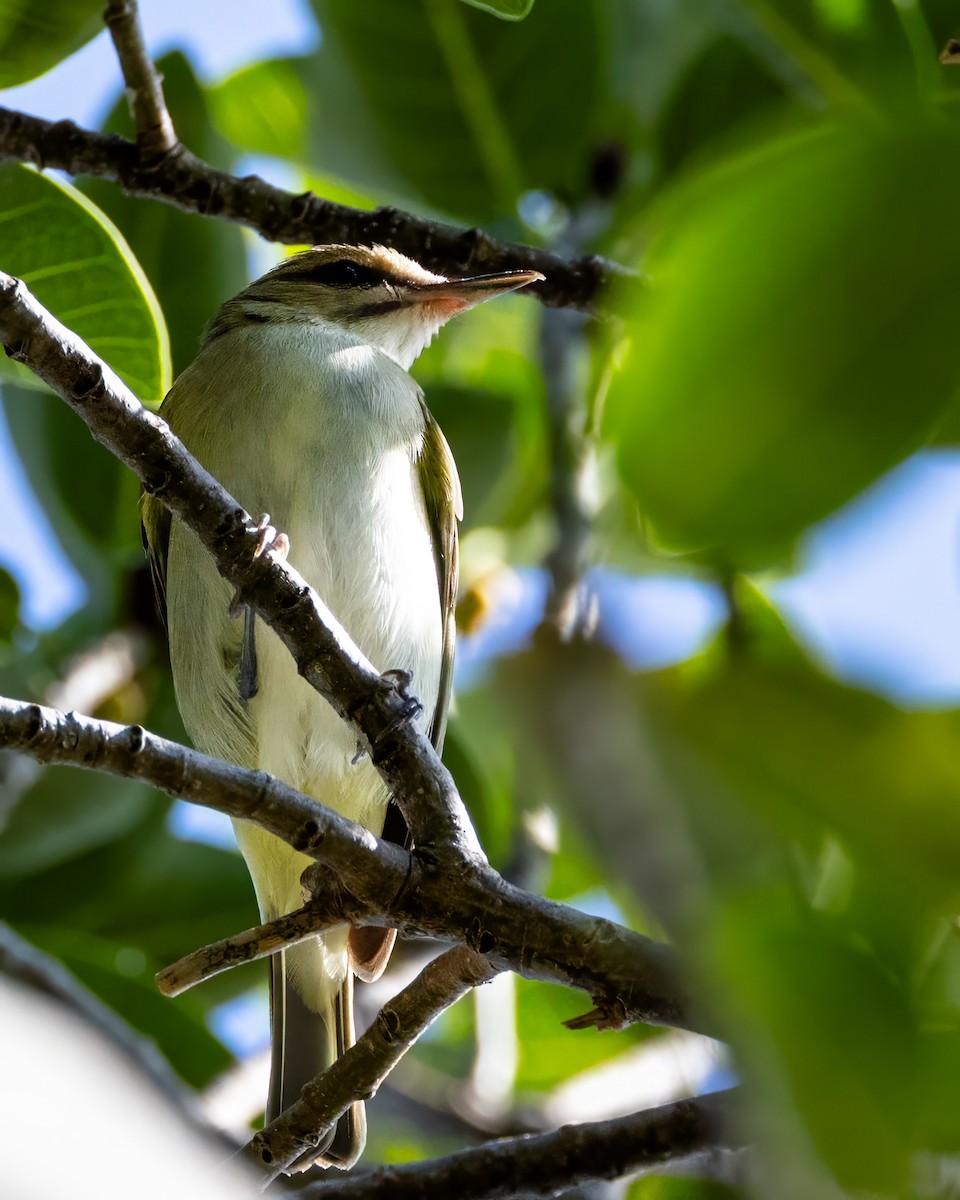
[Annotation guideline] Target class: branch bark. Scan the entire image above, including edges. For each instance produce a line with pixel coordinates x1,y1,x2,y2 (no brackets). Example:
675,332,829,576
103,0,177,160
298,1090,739,1200
0,107,625,313
242,948,498,1180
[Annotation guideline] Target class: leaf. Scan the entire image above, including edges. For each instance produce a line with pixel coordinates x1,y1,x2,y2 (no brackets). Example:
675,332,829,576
514,977,654,1092
0,568,20,638
659,652,960,904
0,164,171,401
0,767,155,880
460,0,534,19
0,0,103,87
208,58,307,161
305,0,604,221
709,893,916,1192
607,121,960,566
656,35,791,179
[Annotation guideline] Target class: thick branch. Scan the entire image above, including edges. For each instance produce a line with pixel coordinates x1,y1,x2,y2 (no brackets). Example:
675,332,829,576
300,1090,739,1200
0,107,623,313
0,697,696,1033
103,0,177,160
243,948,498,1180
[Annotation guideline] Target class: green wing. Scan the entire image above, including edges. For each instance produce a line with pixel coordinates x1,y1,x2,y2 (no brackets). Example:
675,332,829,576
140,490,171,626
416,398,462,753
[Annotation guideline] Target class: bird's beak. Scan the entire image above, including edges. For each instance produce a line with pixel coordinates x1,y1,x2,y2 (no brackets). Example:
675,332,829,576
405,269,545,317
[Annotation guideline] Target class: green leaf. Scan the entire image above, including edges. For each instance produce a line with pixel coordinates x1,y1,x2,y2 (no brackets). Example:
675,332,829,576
0,567,20,638
306,0,604,221
0,0,103,86
710,893,915,1192
208,59,307,161
659,653,960,904
515,977,654,1092
606,122,960,567
0,767,155,880
460,0,534,19
0,164,170,401
656,35,791,179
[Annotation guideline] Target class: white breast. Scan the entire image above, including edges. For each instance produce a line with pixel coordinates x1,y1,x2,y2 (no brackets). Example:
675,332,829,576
164,319,443,855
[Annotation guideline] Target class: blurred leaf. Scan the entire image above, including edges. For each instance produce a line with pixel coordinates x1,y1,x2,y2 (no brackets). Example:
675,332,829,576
0,766,154,879
0,568,20,638
711,892,915,1191
82,52,248,376
515,977,653,1091
306,0,604,221
460,0,534,18
607,122,960,566
0,0,102,86
208,59,307,161
659,652,960,904
917,1026,960,1152
0,164,170,400
628,1179,740,1200
657,35,790,179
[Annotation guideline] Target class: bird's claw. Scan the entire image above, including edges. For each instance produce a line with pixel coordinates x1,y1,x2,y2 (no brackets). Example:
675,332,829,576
229,514,291,617
381,668,424,727
253,512,291,561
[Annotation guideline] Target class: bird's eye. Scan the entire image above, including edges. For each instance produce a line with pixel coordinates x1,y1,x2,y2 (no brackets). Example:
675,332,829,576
312,260,383,289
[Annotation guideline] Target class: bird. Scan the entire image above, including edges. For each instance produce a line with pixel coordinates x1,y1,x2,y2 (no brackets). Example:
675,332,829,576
141,243,543,1170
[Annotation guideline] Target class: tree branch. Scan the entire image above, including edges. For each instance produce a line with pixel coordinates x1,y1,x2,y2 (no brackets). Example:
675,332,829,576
0,106,625,313
299,1090,739,1200
242,948,498,1180
103,0,177,161
0,697,696,1033
156,907,340,998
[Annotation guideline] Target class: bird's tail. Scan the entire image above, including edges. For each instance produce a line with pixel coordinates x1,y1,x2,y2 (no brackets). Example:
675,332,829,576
267,944,366,1171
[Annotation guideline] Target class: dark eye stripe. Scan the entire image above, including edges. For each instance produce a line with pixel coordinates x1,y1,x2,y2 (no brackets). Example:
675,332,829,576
286,259,385,289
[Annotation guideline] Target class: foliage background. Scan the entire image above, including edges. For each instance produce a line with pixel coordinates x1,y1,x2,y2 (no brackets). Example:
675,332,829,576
2,1,960,1195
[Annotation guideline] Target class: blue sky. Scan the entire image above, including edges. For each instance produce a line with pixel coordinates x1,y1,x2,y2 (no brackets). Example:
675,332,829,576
3,0,960,713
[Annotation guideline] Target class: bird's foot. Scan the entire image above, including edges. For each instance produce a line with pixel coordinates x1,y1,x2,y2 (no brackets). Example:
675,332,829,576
253,512,291,561
381,668,424,727
228,514,291,618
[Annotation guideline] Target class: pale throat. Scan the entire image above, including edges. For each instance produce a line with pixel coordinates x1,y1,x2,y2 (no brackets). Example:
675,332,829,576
356,299,463,370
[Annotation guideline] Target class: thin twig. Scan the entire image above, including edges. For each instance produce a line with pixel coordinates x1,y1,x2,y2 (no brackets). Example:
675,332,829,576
157,907,339,997
242,948,498,1180
298,1090,740,1200
0,106,625,313
102,0,177,161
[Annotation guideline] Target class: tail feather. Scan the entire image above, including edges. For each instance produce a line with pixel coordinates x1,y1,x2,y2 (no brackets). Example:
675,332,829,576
268,949,365,1171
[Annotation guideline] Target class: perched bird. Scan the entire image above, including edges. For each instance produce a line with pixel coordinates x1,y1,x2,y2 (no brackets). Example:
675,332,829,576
141,244,543,1169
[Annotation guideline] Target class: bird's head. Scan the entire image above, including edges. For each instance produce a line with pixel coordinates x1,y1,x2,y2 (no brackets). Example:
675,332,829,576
209,244,545,369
